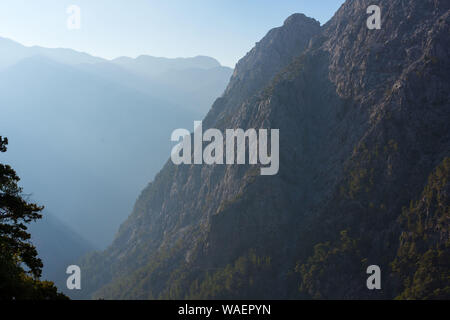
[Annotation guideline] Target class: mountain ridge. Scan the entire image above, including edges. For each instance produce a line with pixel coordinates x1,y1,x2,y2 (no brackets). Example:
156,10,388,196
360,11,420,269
0,36,231,76
80,0,449,299
0,37,233,247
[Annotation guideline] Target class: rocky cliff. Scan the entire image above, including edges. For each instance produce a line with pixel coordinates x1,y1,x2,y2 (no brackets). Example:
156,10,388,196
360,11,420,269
80,0,450,299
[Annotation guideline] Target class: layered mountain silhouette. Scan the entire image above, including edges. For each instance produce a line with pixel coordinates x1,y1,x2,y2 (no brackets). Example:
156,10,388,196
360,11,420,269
0,37,232,295
0,38,232,248
74,0,448,299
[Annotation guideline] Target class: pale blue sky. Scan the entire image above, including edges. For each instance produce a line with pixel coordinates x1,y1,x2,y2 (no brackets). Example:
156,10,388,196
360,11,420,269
0,0,345,67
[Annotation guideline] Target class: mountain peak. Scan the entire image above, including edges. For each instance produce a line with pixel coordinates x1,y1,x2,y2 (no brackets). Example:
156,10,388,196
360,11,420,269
209,11,321,122
283,13,320,26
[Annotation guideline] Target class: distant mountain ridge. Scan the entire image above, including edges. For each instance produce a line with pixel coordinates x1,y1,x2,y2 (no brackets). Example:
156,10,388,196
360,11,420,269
79,0,450,300
113,55,223,77
0,36,232,115
0,36,225,71
0,37,232,247
0,37,104,69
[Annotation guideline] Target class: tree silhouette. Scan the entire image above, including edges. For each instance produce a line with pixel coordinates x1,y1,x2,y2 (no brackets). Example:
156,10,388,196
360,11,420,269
0,136,67,299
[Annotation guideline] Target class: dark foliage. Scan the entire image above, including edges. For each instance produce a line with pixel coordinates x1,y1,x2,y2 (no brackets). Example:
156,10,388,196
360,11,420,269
0,136,67,300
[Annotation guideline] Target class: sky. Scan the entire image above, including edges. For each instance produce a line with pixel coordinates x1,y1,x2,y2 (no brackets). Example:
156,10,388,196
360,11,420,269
0,0,345,67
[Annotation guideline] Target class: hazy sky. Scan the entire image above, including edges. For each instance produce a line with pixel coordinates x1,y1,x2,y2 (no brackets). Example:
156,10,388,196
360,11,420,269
0,0,345,67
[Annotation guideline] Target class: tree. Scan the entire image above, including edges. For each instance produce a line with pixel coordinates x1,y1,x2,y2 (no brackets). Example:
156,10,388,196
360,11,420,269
392,158,450,299
0,136,67,299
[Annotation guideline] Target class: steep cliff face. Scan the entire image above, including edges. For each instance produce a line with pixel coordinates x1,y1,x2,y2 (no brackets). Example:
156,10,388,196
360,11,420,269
81,0,450,299
218,13,321,114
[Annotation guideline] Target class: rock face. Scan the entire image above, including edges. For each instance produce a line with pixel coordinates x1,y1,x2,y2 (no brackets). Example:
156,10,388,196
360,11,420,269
220,13,321,112
80,0,450,299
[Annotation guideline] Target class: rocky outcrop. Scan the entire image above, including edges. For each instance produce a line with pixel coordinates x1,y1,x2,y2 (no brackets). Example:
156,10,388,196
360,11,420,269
219,14,321,113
